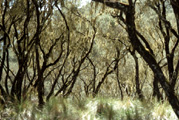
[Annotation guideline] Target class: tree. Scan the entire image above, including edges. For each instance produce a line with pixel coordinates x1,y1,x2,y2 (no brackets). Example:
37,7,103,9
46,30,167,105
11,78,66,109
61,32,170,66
0,0,98,106
92,0,179,118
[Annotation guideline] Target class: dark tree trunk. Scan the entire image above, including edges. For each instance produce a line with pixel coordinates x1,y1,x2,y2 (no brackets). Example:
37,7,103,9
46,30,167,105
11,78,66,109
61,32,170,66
153,75,162,101
15,71,25,101
131,52,143,100
37,76,45,107
116,64,123,100
11,66,25,101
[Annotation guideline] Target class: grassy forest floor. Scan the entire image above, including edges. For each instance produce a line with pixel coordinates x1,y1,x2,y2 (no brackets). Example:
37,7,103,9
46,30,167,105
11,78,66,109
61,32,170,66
0,96,178,120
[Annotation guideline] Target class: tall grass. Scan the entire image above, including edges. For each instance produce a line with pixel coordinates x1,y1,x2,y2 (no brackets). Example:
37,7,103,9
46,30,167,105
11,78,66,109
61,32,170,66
0,96,178,120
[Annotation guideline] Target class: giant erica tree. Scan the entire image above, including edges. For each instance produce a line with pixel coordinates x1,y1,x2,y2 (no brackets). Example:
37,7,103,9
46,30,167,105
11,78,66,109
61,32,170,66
0,0,97,106
92,0,179,118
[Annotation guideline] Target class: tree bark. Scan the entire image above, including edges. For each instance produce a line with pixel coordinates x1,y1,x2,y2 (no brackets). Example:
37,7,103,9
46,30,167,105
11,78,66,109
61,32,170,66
131,51,143,100
153,75,162,101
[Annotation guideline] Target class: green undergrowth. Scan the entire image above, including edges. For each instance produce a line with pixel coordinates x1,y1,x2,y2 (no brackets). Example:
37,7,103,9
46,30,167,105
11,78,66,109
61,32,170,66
0,96,178,120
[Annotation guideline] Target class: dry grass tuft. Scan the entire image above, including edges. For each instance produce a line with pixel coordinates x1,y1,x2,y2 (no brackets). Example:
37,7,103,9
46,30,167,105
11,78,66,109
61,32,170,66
0,96,178,120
